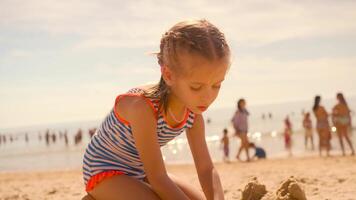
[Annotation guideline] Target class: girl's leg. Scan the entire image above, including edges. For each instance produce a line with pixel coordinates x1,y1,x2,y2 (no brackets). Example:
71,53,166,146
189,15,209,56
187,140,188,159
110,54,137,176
88,175,160,200
241,134,250,161
337,128,346,156
317,130,322,156
304,134,308,149
168,173,205,200
311,135,315,150
343,128,355,155
326,130,331,156
236,134,243,160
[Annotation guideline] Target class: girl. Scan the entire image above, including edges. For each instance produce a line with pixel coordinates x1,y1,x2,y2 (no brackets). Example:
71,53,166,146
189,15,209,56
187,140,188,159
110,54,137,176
284,116,293,156
231,99,250,161
332,93,355,156
220,128,230,163
313,96,331,156
82,19,231,200
302,112,314,150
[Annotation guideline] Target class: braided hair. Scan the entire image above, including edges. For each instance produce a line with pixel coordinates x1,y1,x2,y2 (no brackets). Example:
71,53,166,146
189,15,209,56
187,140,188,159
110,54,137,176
145,19,230,114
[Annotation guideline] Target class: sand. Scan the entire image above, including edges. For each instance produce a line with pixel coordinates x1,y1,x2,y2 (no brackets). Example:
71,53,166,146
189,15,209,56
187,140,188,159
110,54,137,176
0,156,355,200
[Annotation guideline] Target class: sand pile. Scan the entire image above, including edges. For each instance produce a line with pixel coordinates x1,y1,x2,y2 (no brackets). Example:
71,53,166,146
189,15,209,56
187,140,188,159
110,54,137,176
275,177,307,200
241,177,268,200
241,177,306,200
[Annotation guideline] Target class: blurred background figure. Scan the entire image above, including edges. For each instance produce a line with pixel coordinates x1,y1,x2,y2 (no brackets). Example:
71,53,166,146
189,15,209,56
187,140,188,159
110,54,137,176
313,96,331,157
284,116,293,156
220,128,230,163
249,142,266,160
303,112,314,150
232,98,250,161
74,129,83,145
332,93,355,156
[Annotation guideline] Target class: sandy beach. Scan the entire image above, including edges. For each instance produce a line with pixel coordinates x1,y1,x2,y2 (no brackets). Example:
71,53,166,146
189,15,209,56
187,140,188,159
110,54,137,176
0,155,355,200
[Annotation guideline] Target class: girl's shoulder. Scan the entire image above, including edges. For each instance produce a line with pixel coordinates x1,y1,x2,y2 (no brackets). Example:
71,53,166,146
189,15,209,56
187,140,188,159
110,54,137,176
114,85,159,125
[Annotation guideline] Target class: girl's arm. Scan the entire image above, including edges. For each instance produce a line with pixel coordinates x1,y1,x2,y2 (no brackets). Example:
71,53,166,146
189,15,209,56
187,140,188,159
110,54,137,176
186,114,224,200
121,97,189,200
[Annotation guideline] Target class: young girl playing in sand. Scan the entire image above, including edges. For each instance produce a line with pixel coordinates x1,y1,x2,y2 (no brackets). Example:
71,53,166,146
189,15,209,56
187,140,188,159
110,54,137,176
82,19,230,200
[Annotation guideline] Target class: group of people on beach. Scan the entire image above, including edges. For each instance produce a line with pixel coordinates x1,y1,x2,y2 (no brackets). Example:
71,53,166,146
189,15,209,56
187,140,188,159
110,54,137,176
221,92,355,162
286,93,354,157
305,93,354,156
220,98,266,162
0,128,98,148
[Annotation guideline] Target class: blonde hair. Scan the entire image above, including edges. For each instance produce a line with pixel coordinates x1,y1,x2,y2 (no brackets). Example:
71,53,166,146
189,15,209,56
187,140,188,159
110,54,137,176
145,19,230,114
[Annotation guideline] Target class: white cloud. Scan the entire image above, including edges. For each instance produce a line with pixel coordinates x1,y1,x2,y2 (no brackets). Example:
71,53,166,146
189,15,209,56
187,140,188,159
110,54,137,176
2,0,356,49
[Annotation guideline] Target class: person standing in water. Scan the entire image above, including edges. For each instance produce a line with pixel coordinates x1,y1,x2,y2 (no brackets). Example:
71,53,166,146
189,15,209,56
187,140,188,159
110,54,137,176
231,98,250,161
332,93,355,156
313,96,331,156
303,112,314,150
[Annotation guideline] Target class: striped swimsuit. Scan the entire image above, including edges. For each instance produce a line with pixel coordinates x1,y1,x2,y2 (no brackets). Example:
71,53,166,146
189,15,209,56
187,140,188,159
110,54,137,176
82,88,195,191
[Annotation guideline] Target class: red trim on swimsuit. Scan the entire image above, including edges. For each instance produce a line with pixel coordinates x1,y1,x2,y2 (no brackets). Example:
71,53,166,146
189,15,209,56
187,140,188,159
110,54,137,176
86,170,125,192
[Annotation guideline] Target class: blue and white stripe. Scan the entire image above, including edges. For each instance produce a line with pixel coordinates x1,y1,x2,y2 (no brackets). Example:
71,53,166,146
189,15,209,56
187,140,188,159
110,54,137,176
82,88,195,185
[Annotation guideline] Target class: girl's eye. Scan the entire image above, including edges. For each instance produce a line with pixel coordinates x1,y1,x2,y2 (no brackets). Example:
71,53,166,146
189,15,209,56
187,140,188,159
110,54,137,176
190,86,202,91
213,84,221,89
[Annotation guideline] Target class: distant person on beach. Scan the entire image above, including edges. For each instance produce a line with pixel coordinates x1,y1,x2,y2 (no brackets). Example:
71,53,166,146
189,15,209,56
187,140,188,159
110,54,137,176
249,142,266,159
303,112,314,150
64,131,69,146
25,133,29,143
313,96,331,156
75,129,83,145
332,93,355,156
231,98,250,161
81,19,230,200
51,133,57,143
284,116,293,156
45,129,50,146
220,128,230,162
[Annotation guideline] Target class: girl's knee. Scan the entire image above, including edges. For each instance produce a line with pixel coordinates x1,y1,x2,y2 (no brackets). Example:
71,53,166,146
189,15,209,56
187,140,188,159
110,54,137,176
82,193,96,200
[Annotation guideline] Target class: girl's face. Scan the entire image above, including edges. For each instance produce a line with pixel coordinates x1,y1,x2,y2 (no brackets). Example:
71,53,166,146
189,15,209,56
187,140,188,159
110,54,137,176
166,53,229,114
239,100,246,109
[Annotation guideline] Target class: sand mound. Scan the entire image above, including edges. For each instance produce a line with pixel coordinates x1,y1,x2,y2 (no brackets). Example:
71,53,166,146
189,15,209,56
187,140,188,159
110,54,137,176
276,176,306,200
241,177,267,200
240,176,306,200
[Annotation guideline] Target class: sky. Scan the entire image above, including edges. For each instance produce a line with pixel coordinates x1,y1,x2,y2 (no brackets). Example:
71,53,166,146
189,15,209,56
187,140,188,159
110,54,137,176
1,0,356,129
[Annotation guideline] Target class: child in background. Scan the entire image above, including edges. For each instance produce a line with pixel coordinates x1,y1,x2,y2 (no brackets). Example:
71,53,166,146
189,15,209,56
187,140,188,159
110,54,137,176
284,116,293,156
249,142,266,159
303,112,314,150
82,19,231,200
220,128,230,162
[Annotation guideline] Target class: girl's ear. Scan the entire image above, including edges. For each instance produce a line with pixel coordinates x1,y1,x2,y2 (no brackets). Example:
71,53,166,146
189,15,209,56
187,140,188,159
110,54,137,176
162,66,174,86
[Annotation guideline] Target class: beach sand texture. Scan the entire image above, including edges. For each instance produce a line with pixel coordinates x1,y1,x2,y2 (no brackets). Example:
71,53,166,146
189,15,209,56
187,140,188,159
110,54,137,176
0,156,355,200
